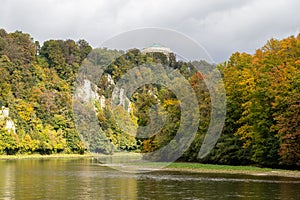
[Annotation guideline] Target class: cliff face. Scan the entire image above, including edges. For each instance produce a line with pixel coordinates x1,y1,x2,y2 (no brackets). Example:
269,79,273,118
0,107,16,134
73,72,138,153
75,74,133,113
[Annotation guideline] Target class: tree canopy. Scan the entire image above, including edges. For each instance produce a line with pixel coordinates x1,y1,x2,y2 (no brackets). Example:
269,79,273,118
0,28,299,168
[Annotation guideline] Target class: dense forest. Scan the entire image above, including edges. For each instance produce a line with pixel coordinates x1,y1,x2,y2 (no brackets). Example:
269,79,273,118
0,29,91,154
0,28,299,168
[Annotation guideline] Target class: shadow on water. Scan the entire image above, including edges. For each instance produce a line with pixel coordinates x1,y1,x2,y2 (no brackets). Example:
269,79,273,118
0,158,299,200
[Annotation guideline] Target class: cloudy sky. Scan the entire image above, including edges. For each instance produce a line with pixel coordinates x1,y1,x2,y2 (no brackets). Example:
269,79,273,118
1,0,299,62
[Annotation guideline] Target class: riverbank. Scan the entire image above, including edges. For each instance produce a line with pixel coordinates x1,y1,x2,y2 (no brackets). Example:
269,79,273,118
1,153,299,178
165,162,300,178
0,153,93,160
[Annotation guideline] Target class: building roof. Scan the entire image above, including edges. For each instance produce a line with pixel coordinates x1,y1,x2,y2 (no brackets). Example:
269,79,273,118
150,43,164,47
141,43,172,55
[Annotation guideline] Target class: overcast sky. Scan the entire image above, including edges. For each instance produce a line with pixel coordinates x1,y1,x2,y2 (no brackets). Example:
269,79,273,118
1,0,299,62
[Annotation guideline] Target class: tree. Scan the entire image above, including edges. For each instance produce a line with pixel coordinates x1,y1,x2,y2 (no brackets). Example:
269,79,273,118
0,120,19,155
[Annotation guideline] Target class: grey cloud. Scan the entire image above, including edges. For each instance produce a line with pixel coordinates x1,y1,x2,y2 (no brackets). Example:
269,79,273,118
0,0,299,62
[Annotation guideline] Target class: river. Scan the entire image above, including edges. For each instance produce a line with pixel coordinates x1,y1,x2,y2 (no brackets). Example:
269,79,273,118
0,158,299,199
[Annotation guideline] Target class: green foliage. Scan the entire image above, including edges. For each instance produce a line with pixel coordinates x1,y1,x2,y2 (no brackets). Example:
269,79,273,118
39,39,89,84
1,28,299,168
0,120,19,155
96,103,138,152
0,29,91,155
215,35,300,167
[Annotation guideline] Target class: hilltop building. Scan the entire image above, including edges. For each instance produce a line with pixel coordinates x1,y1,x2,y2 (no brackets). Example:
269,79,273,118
141,43,173,57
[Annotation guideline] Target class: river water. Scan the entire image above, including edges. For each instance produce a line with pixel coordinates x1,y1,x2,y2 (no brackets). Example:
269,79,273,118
0,158,299,199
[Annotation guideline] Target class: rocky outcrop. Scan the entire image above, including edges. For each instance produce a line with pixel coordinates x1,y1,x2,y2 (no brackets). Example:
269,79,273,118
0,107,16,134
75,74,133,113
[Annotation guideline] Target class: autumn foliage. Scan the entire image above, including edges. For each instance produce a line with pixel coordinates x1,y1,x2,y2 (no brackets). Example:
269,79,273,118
0,28,299,168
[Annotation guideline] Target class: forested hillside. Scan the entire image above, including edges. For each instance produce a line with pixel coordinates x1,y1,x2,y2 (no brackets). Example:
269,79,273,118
0,28,299,168
0,29,91,154
213,36,300,168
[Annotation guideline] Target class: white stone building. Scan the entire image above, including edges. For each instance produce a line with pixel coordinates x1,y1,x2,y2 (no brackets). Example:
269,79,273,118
141,43,173,57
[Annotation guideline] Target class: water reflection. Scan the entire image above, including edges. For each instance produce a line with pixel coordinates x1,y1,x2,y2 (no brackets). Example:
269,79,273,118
0,161,16,199
0,159,299,200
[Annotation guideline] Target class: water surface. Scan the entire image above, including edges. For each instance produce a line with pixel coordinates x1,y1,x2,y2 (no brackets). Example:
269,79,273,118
0,158,299,199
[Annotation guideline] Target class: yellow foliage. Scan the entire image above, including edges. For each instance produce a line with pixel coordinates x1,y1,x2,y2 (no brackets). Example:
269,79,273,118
162,99,179,107
15,100,35,122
